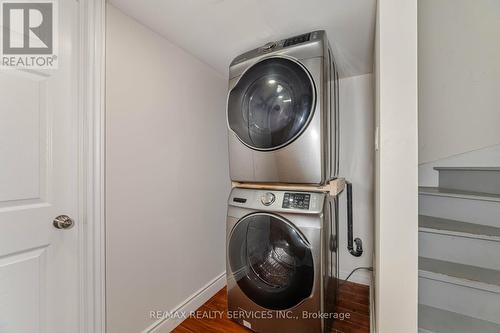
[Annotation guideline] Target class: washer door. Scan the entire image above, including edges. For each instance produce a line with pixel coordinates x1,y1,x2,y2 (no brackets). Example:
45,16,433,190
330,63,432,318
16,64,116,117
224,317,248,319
227,57,315,151
228,213,314,310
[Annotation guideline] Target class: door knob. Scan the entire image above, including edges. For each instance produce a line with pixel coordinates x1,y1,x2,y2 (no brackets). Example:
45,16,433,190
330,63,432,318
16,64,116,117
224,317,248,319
53,215,74,229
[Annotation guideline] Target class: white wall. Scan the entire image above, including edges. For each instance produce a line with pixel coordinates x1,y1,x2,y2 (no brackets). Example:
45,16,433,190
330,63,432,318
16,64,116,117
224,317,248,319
419,143,500,186
106,5,230,333
418,0,500,164
338,74,374,285
375,0,418,332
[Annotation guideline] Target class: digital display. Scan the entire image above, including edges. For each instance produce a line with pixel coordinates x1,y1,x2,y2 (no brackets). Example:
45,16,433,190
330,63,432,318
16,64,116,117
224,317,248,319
282,192,311,210
283,33,311,47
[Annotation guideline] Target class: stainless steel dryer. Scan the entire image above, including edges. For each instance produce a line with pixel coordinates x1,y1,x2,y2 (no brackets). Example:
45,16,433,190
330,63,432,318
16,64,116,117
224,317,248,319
226,187,339,333
227,31,339,185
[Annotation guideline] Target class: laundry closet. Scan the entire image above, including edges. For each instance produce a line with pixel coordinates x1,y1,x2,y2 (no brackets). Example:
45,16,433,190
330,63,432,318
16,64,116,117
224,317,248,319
105,1,418,333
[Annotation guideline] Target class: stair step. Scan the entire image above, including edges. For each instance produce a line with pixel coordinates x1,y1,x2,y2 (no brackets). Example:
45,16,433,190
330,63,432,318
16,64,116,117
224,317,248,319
435,167,500,195
420,167,500,327
419,231,500,270
419,276,500,324
419,257,500,293
419,258,500,323
419,186,500,203
434,167,500,171
419,192,500,228
419,304,500,333
419,215,500,242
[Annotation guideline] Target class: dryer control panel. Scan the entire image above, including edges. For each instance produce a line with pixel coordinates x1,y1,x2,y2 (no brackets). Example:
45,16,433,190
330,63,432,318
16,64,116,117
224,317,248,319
282,192,311,210
229,30,324,68
283,33,311,47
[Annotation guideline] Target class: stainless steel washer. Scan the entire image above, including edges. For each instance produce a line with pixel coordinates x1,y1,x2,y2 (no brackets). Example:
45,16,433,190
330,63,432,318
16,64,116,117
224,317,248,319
227,30,339,185
226,187,339,333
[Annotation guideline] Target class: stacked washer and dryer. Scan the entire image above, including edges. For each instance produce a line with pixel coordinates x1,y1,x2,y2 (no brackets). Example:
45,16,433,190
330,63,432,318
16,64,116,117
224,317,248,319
225,31,346,333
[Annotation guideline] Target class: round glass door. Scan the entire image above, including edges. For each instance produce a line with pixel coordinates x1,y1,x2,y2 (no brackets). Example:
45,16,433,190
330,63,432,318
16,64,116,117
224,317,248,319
228,213,314,310
227,57,315,150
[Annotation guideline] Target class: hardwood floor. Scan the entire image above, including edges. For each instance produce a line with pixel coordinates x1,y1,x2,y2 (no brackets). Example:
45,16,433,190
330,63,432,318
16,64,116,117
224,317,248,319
173,282,370,333
332,282,371,333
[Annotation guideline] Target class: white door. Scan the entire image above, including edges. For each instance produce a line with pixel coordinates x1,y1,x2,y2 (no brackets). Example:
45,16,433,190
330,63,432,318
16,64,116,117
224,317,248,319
0,1,80,332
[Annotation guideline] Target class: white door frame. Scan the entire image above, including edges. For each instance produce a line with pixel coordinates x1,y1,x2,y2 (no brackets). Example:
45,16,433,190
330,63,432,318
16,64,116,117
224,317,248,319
78,0,106,332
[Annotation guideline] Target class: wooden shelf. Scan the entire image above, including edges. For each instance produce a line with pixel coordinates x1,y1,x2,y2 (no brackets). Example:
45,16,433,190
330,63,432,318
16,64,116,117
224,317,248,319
232,178,346,196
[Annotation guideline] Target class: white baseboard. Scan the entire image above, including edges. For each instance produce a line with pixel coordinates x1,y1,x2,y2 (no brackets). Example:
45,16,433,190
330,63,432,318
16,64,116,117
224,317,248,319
144,272,227,333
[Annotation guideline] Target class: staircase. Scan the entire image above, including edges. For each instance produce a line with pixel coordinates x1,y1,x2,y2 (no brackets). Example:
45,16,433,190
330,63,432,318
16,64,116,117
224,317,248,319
418,167,500,333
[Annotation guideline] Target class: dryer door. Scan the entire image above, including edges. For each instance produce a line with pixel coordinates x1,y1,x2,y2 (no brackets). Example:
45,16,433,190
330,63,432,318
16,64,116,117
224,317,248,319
228,213,314,310
227,57,315,151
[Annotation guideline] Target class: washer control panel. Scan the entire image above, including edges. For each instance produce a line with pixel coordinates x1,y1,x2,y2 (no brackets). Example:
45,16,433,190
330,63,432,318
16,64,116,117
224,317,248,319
282,192,311,210
229,188,324,214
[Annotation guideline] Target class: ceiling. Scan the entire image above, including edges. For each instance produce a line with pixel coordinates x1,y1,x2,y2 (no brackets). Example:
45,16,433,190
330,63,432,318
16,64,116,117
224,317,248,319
109,0,377,77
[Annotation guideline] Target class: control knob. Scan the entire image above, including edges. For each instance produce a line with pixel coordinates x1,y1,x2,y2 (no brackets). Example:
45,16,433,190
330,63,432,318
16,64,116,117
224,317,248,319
261,42,276,51
261,192,276,206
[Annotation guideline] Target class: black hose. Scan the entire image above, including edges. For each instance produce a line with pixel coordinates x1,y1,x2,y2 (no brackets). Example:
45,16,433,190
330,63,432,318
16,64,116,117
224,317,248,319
346,181,363,257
